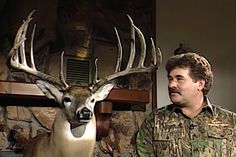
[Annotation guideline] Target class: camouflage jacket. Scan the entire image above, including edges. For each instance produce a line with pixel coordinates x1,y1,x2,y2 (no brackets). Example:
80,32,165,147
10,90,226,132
136,98,236,157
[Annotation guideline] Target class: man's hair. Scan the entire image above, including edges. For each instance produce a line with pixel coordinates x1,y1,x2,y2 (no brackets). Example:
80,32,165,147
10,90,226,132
165,52,213,95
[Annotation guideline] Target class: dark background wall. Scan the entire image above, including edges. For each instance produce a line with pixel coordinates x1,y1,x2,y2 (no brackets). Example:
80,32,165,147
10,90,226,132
156,0,236,112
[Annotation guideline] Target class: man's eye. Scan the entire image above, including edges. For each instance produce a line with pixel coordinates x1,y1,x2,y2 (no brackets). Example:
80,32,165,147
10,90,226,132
177,77,184,81
168,77,173,81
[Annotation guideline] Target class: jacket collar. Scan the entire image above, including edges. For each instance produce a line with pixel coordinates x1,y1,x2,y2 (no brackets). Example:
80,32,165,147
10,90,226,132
171,96,214,117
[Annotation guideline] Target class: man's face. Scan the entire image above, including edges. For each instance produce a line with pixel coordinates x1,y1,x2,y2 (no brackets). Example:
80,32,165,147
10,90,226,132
167,67,204,106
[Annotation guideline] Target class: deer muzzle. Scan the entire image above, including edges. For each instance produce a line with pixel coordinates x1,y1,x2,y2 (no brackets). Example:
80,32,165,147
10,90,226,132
77,107,93,123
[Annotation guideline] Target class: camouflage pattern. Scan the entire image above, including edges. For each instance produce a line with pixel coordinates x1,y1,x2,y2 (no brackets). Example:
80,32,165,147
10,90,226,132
136,98,236,157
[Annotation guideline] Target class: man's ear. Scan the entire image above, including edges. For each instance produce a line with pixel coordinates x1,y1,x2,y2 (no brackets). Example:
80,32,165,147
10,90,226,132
93,84,114,101
198,80,205,91
36,80,63,104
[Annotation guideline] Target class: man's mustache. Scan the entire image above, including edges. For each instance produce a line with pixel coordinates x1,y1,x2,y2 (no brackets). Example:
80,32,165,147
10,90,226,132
168,88,180,94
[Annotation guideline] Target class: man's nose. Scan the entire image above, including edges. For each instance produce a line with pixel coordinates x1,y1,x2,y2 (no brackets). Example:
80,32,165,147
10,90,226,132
168,80,177,88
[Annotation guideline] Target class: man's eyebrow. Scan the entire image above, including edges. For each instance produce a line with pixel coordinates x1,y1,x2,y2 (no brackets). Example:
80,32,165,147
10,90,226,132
167,74,184,78
175,75,184,78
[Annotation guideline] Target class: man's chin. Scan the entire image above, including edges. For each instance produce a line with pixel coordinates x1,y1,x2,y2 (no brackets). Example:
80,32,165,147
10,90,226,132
170,96,181,104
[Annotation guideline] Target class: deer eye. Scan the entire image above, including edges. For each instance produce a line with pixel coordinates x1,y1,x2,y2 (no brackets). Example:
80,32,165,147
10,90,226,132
63,97,71,107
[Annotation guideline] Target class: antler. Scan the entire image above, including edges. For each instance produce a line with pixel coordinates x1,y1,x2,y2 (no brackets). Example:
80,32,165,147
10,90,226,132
91,15,162,92
8,10,68,89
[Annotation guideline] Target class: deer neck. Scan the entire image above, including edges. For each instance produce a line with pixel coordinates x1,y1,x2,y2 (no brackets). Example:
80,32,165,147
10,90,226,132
48,110,96,157
51,110,96,140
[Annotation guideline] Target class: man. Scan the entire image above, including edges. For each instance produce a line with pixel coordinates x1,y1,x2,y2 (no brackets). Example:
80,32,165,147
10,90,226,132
136,52,236,157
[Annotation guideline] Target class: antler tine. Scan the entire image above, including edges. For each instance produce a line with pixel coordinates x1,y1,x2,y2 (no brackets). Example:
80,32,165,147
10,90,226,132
114,27,122,73
150,38,156,65
19,16,31,67
131,23,146,68
126,15,136,70
151,38,162,68
93,58,99,84
30,24,36,70
59,51,69,88
8,10,67,89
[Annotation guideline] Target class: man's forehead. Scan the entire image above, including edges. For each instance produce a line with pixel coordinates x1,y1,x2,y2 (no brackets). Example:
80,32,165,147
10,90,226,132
168,67,190,76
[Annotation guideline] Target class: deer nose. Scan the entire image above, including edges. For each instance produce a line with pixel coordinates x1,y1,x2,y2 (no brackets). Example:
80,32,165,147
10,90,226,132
77,107,92,120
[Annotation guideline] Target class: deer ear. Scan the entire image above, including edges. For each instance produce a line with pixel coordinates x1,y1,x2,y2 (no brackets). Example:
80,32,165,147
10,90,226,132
94,84,114,101
36,80,63,104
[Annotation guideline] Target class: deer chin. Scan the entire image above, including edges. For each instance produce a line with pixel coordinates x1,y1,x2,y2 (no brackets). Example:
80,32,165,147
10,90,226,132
69,119,90,138
70,127,83,138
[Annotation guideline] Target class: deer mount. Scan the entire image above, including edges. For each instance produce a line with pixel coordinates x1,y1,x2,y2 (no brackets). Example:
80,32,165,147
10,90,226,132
7,10,162,157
